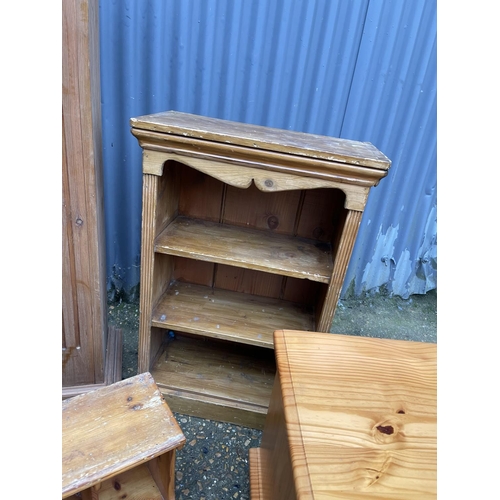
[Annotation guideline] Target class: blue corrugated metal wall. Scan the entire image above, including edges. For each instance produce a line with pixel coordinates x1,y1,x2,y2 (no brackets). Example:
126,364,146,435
99,0,436,301
341,0,437,297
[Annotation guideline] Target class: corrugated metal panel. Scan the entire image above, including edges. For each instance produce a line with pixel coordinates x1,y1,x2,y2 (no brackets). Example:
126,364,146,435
341,0,437,298
99,0,436,300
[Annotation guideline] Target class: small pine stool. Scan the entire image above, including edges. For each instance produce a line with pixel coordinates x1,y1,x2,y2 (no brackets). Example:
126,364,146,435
62,372,186,499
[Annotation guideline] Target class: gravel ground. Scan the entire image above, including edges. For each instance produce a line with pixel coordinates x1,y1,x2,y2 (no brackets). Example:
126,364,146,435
107,289,437,500
332,288,437,343
173,416,261,500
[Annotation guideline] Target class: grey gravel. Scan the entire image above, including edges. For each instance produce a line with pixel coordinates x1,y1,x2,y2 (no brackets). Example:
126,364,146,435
107,289,436,499
173,415,261,500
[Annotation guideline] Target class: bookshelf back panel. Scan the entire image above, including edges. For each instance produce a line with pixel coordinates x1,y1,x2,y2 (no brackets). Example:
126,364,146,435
172,162,345,249
172,256,215,287
223,183,301,234
295,188,345,242
169,255,322,308
214,264,285,299
177,162,225,222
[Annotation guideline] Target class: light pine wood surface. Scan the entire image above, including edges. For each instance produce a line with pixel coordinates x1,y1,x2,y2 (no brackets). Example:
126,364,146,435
250,330,437,499
62,372,185,499
138,174,160,373
96,465,162,500
131,112,390,211
155,216,333,283
131,111,391,170
317,210,363,331
153,334,276,429
151,281,314,348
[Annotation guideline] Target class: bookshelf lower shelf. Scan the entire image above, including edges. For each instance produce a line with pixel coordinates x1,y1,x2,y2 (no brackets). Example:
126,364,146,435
151,333,277,429
151,280,315,349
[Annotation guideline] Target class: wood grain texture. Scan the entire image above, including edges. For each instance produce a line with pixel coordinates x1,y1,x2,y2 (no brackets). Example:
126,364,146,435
62,372,185,498
163,393,269,430
96,464,162,500
151,281,314,348
258,371,298,500
155,159,181,235
317,210,363,332
131,111,391,170
295,188,345,242
62,0,107,388
152,333,276,428
104,325,122,386
214,264,284,299
249,448,265,499
249,448,273,500
147,452,177,500
178,160,225,221
171,156,358,194
155,216,333,283
254,330,437,499
172,255,215,287
62,325,122,399
223,182,301,234
138,174,159,373
135,147,373,211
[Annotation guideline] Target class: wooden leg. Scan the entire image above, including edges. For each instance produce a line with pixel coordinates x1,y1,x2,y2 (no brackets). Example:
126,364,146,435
317,210,363,332
249,447,273,500
259,372,297,500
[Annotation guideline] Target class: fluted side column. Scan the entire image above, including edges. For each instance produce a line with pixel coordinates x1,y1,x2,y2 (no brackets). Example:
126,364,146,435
138,174,158,373
317,210,363,332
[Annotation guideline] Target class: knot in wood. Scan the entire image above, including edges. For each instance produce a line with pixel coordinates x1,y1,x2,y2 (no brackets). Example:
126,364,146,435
376,425,394,435
267,215,279,230
373,419,400,443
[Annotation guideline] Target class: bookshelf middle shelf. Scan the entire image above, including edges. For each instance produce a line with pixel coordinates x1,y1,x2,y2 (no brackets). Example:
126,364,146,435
154,216,334,284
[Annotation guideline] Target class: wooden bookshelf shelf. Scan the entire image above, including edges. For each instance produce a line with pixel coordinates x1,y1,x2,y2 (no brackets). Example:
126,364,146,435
151,281,314,349
130,111,390,427
155,216,333,283
152,334,276,429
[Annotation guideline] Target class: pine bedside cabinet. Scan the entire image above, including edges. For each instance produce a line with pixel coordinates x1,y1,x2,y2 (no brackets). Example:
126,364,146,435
249,330,437,499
